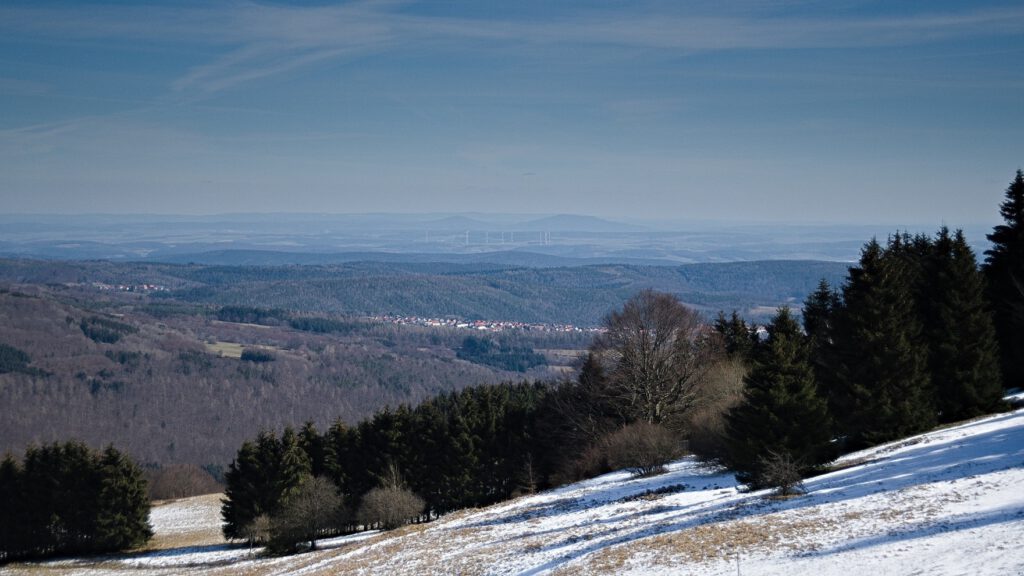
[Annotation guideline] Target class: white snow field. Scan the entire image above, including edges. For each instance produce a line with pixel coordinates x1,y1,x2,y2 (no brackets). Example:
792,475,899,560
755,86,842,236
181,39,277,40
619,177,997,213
10,409,1024,575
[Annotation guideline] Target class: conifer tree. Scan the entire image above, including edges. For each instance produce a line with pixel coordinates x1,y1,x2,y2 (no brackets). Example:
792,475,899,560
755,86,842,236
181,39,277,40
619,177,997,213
802,279,840,351
832,238,934,447
0,455,25,560
925,228,1003,421
714,310,756,362
222,440,264,541
3,443,151,560
985,169,1024,388
277,427,312,503
802,279,841,419
323,420,353,496
725,308,832,488
298,422,327,478
94,446,153,552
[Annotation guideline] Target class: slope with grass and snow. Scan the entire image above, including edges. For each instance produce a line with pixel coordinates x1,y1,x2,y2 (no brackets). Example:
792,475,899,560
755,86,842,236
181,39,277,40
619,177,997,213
10,409,1024,575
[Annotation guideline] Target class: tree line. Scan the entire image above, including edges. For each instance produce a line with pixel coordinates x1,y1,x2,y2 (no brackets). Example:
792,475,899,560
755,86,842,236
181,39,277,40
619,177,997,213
221,381,558,552
0,442,152,563
721,171,1024,488
223,171,1023,552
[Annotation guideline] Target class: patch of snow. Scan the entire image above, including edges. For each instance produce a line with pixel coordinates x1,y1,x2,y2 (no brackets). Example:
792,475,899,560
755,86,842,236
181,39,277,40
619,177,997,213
11,410,1024,575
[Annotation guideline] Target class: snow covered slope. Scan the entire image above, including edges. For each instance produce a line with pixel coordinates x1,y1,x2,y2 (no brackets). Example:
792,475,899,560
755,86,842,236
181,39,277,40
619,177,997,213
11,409,1024,575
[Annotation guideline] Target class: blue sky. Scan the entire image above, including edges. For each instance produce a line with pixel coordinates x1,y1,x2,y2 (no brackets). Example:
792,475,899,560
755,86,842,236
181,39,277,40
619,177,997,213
1,0,1022,224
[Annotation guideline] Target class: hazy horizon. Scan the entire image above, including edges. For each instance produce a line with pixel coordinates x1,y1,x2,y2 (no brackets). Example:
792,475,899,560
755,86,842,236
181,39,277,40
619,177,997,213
2,1,1021,223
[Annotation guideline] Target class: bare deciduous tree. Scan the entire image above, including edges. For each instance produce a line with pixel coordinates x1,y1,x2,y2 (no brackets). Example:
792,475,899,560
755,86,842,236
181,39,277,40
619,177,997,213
269,476,343,553
356,486,425,531
589,290,721,427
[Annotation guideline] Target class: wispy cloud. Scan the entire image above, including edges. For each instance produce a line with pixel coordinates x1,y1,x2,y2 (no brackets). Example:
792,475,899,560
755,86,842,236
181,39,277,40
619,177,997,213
3,2,1022,97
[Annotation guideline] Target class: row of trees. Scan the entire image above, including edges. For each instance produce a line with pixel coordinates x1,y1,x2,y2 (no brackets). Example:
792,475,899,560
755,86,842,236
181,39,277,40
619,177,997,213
0,442,152,563
222,382,558,552
720,169,1024,488
222,171,1023,549
221,288,748,553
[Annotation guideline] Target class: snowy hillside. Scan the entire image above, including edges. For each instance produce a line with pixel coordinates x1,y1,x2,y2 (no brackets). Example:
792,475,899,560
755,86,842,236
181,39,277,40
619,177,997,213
10,409,1024,575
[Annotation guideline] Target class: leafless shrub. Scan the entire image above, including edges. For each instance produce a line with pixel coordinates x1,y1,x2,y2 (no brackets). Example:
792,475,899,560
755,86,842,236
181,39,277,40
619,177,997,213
357,486,425,530
604,421,682,477
268,476,344,554
757,450,805,497
684,358,747,464
147,464,222,500
240,514,271,549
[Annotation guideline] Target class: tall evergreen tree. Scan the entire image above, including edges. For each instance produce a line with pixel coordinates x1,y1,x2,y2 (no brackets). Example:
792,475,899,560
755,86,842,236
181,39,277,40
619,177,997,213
3,442,151,560
221,440,264,540
298,422,327,478
802,279,840,350
725,308,832,488
0,455,25,560
925,228,1003,421
94,446,153,552
832,238,935,447
277,427,312,503
323,420,354,496
802,279,841,418
714,310,756,362
984,169,1024,389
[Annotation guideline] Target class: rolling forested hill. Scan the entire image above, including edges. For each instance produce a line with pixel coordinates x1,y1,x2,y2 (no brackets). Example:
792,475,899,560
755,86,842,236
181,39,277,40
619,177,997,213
0,258,850,325
0,257,848,472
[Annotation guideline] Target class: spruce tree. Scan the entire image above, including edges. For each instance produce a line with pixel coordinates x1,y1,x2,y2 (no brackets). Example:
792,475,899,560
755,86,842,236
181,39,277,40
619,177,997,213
298,422,327,478
714,310,756,362
725,308,832,488
802,279,841,419
0,455,24,560
322,420,353,496
832,238,935,447
94,446,153,552
984,169,1024,389
277,427,312,503
925,228,1003,421
221,440,263,540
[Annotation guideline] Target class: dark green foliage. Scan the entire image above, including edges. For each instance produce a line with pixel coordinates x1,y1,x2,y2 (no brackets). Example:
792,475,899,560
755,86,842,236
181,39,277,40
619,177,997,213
818,227,1005,445
830,238,935,447
725,308,833,488
105,350,143,367
802,279,840,356
288,316,360,335
0,343,44,376
240,348,275,363
802,279,841,417
222,381,557,541
985,169,1024,389
221,441,265,541
216,305,289,325
713,310,757,362
924,228,1003,421
0,455,26,561
456,335,546,373
95,447,154,550
221,431,309,541
0,442,151,563
79,316,137,344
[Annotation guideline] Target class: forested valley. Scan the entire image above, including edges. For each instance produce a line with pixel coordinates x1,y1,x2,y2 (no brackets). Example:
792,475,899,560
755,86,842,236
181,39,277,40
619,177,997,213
1,171,1022,562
